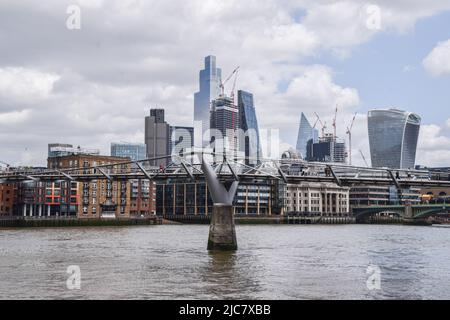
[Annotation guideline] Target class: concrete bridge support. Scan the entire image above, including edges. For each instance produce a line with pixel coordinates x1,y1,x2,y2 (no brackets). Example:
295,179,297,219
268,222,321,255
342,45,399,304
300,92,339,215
207,204,237,250
202,155,239,251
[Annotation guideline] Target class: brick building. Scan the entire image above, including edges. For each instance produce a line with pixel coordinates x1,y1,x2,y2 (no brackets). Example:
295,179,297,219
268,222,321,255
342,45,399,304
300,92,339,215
0,183,16,216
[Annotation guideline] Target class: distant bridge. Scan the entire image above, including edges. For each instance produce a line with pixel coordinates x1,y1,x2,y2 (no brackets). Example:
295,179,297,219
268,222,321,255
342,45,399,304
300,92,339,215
352,204,450,221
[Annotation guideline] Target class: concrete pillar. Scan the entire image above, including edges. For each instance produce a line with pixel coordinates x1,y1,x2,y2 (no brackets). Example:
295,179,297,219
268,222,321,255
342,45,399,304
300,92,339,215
202,155,239,251
308,189,311,212
207,204,237,251
30,205,33,217
23,204,27,217
404,203,413,218
39,205,42,217
335,194,339,215
194,183,197,215
47,205,51,216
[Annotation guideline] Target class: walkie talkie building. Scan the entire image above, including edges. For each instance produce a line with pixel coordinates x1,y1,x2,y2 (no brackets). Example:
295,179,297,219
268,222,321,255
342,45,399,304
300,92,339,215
368,109,421,169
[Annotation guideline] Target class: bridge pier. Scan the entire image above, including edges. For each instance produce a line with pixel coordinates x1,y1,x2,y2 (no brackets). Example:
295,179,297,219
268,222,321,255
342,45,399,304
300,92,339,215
207,204,237,251
202,155,239,251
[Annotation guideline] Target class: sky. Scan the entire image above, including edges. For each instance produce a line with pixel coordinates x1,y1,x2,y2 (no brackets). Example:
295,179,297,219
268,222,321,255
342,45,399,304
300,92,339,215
1,0,450,167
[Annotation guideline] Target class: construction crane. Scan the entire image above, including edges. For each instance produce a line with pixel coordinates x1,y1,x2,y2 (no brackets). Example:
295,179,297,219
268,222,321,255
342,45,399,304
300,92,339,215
359,149,369,167
219,66,240,98
230,68,239,102
314,112,327,137
332,105,338,138
346,112,357,165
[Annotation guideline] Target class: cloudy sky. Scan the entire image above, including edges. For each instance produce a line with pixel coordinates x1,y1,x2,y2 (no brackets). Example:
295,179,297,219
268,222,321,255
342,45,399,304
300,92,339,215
1,0,450,167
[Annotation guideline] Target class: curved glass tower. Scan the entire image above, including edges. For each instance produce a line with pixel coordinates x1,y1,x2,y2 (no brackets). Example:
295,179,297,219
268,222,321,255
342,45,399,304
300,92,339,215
367,109,421,169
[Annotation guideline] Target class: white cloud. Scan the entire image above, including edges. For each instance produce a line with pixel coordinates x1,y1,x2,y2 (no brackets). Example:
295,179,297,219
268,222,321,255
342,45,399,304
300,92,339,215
0,110,31,125
416,124,450,167
423,39,450,76
0,67,59,99
0,0,449,165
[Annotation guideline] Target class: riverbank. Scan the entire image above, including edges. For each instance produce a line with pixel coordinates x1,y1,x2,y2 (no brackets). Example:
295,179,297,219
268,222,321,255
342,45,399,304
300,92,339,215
0,216,162,228
161,214,356,225
1,215,437,228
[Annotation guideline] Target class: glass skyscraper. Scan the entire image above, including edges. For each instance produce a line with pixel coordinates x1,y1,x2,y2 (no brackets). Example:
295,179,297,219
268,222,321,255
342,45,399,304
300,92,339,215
210,96,239,157
194,55,222,148
296,113,319,159
238,90,262,165
367,109,421,169
111,142,146,162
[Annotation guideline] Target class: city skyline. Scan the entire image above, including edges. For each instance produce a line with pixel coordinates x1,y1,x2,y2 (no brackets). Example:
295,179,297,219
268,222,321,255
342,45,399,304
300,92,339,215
1,1,450,168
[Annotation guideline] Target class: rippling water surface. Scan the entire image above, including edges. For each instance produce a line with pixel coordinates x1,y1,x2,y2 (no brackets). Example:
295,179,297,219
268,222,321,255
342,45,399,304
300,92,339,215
1,225,449,299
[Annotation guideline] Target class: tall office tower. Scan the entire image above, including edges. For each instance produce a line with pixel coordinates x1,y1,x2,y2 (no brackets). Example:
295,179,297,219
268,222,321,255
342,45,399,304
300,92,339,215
368,109,421,169
306,134,347,163
169,126,194,158
145,108,170,166
210,96,239,157
296,113,319,159
111,142,147,162
238,90,262,165
194,55,222,148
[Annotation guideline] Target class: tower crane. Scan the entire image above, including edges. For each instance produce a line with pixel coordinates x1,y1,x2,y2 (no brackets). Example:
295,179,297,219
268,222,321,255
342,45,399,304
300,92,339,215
332,105,338,138
219,66,240,98
346,112,357,165
314,112,327,137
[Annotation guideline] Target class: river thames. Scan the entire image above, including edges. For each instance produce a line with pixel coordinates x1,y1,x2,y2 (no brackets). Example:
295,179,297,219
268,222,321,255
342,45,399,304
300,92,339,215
0,224,449,300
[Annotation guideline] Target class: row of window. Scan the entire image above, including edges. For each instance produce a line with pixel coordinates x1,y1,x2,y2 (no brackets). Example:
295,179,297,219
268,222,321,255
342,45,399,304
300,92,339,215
286,192,348,199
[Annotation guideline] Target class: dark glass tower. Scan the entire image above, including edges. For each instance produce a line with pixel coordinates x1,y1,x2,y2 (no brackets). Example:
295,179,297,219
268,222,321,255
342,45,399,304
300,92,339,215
238,90,262,165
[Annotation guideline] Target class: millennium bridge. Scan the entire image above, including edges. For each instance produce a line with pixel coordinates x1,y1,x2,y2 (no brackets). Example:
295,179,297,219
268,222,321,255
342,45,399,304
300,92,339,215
2,153,449,250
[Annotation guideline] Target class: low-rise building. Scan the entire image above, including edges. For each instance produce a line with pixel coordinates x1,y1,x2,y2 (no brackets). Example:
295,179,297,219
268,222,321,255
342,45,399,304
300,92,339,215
156,178,283,216
111,142,146,162
130,179,156,216
350,186,421,206
420,187,450,204
48,154,132,218
284,182,350,216
0,183,16,216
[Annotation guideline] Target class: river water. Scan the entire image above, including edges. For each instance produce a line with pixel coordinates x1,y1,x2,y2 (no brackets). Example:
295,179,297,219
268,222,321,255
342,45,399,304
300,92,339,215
0,224,449,300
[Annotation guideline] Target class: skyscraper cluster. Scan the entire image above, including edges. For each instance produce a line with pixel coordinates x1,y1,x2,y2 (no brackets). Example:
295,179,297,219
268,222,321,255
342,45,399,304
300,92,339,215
146,55,262,166
295,108,421,169
296,113,347,164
